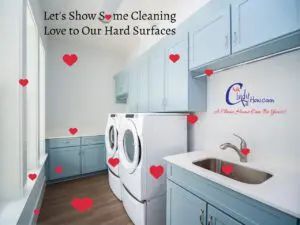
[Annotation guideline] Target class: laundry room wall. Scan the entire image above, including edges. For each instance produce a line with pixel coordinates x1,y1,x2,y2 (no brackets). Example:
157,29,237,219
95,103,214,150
46,39,127,138
189,50,300,168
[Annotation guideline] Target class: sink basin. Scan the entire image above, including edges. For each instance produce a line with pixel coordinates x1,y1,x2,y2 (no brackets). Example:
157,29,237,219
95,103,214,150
193,158,272,184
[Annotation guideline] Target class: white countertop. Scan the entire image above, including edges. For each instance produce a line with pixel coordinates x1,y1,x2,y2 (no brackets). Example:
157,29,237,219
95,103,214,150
164,150,300,219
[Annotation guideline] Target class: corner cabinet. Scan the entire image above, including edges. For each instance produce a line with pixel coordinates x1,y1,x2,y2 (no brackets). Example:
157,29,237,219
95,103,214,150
114,71,128,104
46,135,107,182
166,163,299,225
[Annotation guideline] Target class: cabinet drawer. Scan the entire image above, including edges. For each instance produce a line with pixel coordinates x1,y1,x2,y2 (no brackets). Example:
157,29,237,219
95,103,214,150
81,135,104,146
167,163,298,225
48,137,81,149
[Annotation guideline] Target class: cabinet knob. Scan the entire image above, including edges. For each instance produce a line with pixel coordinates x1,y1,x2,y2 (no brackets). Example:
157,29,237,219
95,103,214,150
199,209,204,225
208,216,213,225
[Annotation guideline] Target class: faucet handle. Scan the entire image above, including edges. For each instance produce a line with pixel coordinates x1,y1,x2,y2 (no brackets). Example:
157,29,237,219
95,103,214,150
233,133,247,149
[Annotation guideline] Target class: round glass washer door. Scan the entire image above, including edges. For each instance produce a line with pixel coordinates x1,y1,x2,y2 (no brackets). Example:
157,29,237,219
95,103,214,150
105,120,118,154
120,119,140,174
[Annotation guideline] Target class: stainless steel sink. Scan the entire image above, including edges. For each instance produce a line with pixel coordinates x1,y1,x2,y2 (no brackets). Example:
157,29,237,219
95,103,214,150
193,158,272,184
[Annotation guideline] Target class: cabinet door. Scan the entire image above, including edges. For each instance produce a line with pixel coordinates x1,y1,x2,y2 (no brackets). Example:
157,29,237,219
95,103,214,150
207,205,242,225
189,6,231,68
82,144,106,174
148,46,165,112
49,147,81,180
232,0,300,53
165,31,189,111
167,180,207,225
137,57,149,112
128,66,139,112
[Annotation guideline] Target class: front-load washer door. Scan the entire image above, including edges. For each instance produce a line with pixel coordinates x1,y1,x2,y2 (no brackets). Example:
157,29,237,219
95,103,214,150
105,118,118,156
119,119,141,174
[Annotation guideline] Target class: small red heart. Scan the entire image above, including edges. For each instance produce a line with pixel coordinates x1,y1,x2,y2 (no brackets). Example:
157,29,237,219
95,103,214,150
205,69,214,77
149,165,164,179
169,54,180,63
108,157,120,167
222,165,233,175
69,128,78,135
55,166,63,174
28,173,37,181
33,209,40,215
105,14,112,20
241,148,250,156
71,198,93,213
19,79,29,87
187,115,198,125
63,54,78,66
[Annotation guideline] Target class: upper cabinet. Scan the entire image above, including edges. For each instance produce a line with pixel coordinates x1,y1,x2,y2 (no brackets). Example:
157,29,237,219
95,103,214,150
148,43,165,112
114,71,128,103
128,64,139,112
231,0,300,53
137,55,149,112
165,31,189,111
189,5,231,69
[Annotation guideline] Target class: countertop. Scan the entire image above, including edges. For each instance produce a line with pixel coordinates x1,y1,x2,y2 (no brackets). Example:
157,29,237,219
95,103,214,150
164,150,300,219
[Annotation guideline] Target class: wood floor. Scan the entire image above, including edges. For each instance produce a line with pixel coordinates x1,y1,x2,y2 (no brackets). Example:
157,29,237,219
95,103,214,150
37,173,133,225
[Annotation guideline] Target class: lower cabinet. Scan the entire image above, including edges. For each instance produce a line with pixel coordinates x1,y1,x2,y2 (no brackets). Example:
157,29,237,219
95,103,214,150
49,147,81,180
82,144,106,174
166,163,299,225
167,180,206,225
47,136,107,181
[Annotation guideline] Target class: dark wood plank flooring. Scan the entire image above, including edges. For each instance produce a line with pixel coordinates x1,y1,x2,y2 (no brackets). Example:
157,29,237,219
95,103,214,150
38,173,133,225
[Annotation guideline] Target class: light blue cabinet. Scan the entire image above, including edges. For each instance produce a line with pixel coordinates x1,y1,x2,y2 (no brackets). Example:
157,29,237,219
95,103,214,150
47,136,107,182
82,144,106,174
207,205,242,225
166,163,299,225
148,44,165,112
49,147,81,180
114,71,128,103
167,180,207,225
165,31,189,111
231,0,300,53
137,56,149,112
189,5,231,69
128,65,139,112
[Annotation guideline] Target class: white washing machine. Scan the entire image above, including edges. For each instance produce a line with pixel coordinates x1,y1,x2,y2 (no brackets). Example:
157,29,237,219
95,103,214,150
105,113,123,201
118,113,187,225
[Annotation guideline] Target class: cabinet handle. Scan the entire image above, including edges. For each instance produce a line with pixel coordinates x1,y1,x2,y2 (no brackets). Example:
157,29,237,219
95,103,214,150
199,209,204,225
233,31,238,44
208,216,213,225
225,35,229,48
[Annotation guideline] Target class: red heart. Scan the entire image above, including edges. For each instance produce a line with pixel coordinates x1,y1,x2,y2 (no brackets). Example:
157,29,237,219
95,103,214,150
105,14,112,20
108,157,120,167
222,165,233,175
149,165,164,179
169,54,180,63
33,209,40,215
55,166,63,174
241,148,250,156
28,173,37,181
71,198,93,213
187,115,198,125
69,128,78,135
63,54,78,66
19,79,29,87
205,69,214,77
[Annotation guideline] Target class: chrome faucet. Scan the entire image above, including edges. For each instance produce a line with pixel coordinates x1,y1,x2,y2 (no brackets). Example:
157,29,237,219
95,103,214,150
220,134,248,162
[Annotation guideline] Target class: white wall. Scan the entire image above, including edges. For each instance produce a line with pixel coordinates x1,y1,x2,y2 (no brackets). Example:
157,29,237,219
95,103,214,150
46,39,127,138
189,50,300,168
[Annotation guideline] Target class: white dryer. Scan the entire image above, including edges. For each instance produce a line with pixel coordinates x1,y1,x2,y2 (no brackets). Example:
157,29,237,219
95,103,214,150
118,113,187,225
105,113,123,201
